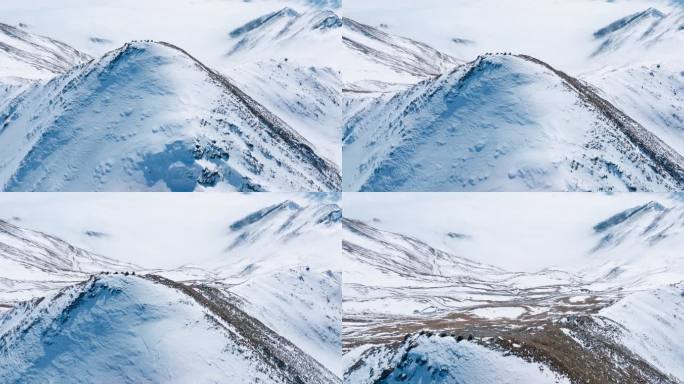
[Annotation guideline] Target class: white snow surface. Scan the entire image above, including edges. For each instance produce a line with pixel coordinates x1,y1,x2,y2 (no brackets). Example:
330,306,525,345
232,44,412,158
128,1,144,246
343,0,683,74
0,276,287,383
342,0,684,191
584,64,684,156
0,192,339,272
343,54,684,192
0,193,342,376
0,1,345,188
343,192,681,273
0,22,89,82
600,285,684,381
230,268,342,376
0,41,340,192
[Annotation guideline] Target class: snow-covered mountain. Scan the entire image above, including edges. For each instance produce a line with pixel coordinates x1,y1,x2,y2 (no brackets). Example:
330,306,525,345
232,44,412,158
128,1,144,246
225,59,343,166
226,7,461,92
584,63,684,156
0,274,339,384
226,7,339,60
579,6,684,162
0,41,340,192
159,198,344,278
0,23,90,83
0,2,347,192
0,196,342,381
0,219,135,309
591,7,684,64
343,53,684,191
342,201,684,383
340,16,461,91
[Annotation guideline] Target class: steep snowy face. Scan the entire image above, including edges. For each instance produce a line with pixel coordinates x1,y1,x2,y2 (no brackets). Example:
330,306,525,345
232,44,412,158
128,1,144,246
584,200,684,289
226,8,341,66
222,8,344,167
599,285,684,382
591,8,684,65
584,64,684,157
0,23,90,82
0,41,341,192
0,275,340,384
230,268,342,377
0,220,135,308
343,54,684,192
214,199,342,276
341,17,461,90
225,59,342,166
226,8,460,91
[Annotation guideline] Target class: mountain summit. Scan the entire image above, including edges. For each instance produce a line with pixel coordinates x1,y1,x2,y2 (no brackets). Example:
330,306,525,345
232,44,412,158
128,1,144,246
343,54,684,191
0,41,341,192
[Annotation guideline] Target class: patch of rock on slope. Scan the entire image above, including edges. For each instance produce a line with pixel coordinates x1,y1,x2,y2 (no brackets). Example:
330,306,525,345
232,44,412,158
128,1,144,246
0,41,340,192
345,334,570,384
345,311,680,384
0,274,340,384
343,53,684,191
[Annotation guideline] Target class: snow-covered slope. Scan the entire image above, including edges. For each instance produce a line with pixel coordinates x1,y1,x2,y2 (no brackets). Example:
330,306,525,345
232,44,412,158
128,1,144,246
0,23,89,82
230,268,342,376
583,200,684,290
226,7,460,91
346,334,570,384
225,59,342,166
0,275,339,384
146,199,345,377
591,7,684,65
341,16,461,91
599,285,684,382
187,199,344,277
226,7,341,68
0,219,135,309
0,196,343,380
343,54,684,191
580,7,684,161
0,41,340,192
584,64,684,156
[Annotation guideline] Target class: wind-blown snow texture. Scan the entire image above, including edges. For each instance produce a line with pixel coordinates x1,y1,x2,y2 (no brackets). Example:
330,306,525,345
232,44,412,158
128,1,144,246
341,0,684,191
0,23,90,82
0,41,340,192
0,2,346,192
0,195,342,382
343,54,684,191
0,275,339,384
